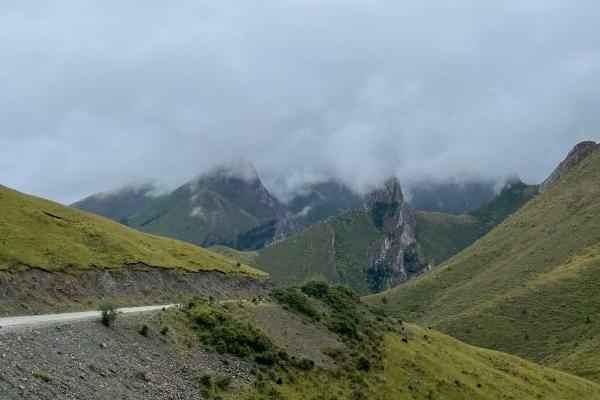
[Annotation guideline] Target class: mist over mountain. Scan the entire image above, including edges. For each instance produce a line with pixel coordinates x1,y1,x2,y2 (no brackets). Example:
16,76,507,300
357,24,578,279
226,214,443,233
1,1,600,203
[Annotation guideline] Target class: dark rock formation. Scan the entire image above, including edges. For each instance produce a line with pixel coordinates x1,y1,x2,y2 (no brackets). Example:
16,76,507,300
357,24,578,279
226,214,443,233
366,177,427,291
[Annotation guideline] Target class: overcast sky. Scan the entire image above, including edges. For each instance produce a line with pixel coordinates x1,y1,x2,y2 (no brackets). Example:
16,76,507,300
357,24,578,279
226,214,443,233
1,0,599,203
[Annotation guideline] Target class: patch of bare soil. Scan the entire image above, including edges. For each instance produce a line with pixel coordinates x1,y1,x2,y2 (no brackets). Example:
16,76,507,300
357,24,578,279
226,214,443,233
0,311,252,400
0,265,269,316
242,303,344,367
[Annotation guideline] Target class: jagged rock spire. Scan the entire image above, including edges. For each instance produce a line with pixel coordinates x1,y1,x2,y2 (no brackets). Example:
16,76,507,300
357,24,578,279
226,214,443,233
366,176,404,207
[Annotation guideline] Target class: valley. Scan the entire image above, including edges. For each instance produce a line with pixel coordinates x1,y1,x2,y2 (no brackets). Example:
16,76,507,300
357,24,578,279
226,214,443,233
365,141,600,382
2,142,600,399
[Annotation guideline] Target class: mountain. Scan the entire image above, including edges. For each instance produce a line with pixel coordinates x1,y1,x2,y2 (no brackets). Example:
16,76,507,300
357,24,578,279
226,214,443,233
71,181,163,222
0,183,261,274
365,141,600,382
540,140,599,191
248,175,537,294
406,180,497,214
125,161,300,251
418,177,539,265
253,177,430,294
285,180,363,225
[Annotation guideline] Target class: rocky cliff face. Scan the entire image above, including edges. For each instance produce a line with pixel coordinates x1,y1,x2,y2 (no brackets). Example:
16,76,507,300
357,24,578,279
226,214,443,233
541,141,599,192
366,177,426,291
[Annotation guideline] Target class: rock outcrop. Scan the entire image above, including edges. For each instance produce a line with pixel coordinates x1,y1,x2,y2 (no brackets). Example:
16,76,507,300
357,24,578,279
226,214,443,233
540,141,599,192
366,177,425,291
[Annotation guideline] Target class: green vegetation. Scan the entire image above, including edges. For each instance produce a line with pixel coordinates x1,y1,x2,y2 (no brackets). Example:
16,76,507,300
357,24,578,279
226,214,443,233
165,285,600,399
100,303,120,327
125,169,296,251
469,179,539,229
414,211,483,264
185,299,282,365
272,288,319,320
150,283,600,399
0,184,263,274
32,369,52,383
255,210,384,294
365,147,600,382
199,374,232,399
210,245,259,266
253,179,536,294
247,325,600,400
416,179,539,265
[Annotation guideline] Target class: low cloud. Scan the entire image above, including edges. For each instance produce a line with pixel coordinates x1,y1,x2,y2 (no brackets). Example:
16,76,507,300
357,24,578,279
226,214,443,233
1,1,599,202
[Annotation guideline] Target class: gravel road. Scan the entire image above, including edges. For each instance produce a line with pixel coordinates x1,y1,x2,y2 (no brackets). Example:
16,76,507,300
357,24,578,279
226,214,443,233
0,304,177,330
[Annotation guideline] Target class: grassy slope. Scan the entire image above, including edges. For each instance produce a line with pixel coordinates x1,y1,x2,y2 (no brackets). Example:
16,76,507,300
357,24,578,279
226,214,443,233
255,210,384,294
365,148,600,381
269,325,599,400
165,285,600,400
0,184,263,275
415,211,483,264
209,245,259,265
127,186,262,248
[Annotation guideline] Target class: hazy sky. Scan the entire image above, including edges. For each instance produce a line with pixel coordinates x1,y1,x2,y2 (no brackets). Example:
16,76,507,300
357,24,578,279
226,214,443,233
1,0,599,203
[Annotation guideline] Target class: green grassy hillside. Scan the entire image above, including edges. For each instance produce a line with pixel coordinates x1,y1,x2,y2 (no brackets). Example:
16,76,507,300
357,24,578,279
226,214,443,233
125,164,299,251
266,325,600,400
255,210,383,294
365,146,600,382
164,282,600,400
415,211,484,264
251,180,536,293
0,184,263,275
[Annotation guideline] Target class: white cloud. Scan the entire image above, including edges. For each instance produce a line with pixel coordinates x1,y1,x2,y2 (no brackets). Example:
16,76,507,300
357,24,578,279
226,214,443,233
0,0,599,202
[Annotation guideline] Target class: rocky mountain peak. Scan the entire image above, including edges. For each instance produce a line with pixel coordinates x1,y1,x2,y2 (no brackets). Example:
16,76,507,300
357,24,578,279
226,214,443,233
366,176,404,207
364,176,426,291
541,141,599,191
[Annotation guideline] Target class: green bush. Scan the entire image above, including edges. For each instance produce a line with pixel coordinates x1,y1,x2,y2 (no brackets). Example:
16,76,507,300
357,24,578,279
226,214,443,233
188,300,280,364
273,288,319,319
293,357,315,371
357,357,371,371
139,324,150,337
32,369,52,382
328,313,360,339
100,302,119,327
301,280,330,298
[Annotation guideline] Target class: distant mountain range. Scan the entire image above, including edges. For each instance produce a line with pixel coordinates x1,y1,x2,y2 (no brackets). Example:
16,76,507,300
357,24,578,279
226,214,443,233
73,161,509,252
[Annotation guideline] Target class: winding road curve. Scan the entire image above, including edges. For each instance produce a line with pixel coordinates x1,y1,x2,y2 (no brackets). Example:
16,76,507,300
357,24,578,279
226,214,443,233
0,304,177,330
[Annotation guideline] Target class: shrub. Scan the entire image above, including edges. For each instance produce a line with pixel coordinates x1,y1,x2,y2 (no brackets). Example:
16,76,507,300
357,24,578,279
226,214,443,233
160,326,169,335
199,374,231,399
32,369,52,382
301,280,330,298
328,313,359,339
255,350,280,366
100,303,119,327
273,288,319,319
188,300,280,364
139,324,150,337
293,357,315,371
357,357,370,371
